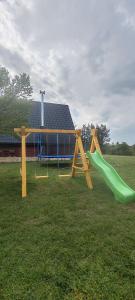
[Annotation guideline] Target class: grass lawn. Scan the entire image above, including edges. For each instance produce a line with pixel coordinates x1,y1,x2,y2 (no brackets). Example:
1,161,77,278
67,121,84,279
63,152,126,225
0,156,135,299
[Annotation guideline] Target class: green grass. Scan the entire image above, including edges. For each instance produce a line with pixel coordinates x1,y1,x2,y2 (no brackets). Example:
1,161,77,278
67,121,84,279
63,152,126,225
0,156,135,299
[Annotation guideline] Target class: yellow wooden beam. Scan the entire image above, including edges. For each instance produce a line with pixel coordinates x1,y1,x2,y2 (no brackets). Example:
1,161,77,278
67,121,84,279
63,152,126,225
21,133,27,198
71,132,93,189
90,128,102,154
14,127,80,135
72,166,83,170
77,135,93,189
71,138,79,177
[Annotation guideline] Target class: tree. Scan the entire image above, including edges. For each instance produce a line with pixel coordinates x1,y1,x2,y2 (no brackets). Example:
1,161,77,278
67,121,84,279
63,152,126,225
8,73,33,100
104,142,132,156
0,66,10,96
0,66,33,133
131,144,135,155
81,124,91,151
96,124,110,151
0,95,32,134
81,123,110,152
0,66,33,100
117,142,131,156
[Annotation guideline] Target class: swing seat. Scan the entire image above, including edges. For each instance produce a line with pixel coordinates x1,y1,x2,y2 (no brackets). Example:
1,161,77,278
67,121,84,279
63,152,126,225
35,175,49,179
58,174,72,177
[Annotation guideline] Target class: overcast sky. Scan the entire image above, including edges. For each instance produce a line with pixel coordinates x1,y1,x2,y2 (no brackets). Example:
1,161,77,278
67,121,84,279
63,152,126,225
0,0,135,144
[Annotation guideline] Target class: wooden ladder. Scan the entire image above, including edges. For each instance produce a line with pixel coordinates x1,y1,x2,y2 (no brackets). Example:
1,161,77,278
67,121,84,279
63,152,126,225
71,132,93,189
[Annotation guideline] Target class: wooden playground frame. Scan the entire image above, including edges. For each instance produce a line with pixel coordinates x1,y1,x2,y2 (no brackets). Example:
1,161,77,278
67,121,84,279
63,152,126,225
14,126,93,198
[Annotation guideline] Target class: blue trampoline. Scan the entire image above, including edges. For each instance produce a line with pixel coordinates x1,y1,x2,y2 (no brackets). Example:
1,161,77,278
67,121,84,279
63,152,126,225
37,154,75,159
35,132,76,160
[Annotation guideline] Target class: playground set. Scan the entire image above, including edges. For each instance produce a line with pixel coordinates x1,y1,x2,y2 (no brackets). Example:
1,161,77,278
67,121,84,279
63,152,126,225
14,126,135,203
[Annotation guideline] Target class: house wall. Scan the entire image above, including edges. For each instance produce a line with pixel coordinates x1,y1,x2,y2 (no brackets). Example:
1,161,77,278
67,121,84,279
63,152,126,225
0,143,75,157
0,144,36,157
0,144,21,157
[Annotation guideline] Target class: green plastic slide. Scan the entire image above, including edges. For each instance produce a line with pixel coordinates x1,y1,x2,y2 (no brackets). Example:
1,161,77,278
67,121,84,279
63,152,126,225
87,150,135,203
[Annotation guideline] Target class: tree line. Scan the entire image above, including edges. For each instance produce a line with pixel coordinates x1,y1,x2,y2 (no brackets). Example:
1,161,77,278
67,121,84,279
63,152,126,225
81,124,135,156
0,66,33,134
0,65,134,155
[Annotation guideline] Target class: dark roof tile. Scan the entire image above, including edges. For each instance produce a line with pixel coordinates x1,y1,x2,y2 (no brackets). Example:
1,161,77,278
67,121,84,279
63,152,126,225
0,101,75,144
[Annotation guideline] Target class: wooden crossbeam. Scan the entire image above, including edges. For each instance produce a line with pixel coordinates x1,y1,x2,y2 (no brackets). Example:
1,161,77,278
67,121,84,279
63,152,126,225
14,127,79,135
72,166,83,170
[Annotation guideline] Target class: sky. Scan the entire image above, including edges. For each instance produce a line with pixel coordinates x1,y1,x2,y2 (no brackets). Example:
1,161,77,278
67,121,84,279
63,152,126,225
0,0,135,144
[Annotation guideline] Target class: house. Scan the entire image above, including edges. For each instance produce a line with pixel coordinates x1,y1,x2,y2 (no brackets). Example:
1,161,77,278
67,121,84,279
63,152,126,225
0,101,75,157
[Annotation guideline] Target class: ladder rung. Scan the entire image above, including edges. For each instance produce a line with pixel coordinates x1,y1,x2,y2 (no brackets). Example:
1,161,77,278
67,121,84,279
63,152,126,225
73,166,83,170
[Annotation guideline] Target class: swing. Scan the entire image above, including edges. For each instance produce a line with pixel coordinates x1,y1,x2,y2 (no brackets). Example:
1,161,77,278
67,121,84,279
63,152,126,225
58,134,73,178
35,131,81,178
14,126,93,198
37,132,75,159
34,133,49,179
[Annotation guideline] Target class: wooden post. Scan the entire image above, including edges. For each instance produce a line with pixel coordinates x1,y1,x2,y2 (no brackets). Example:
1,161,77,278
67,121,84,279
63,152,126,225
72,131,93,189
21,127,27,198
77,135,93,189
90,128,102,154
71,136,79,177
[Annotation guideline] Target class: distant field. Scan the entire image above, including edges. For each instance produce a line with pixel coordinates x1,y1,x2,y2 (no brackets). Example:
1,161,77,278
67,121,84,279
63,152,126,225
0,156,135,299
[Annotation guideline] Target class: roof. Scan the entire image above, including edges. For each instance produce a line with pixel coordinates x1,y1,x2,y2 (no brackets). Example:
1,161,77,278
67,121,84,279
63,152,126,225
0,101,75,144
30,101,74,129
0,134,20,144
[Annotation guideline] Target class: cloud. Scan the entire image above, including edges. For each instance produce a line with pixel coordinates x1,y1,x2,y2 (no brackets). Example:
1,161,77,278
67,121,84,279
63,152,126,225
0,0,135,144
105,62,135,95
0,45,31,74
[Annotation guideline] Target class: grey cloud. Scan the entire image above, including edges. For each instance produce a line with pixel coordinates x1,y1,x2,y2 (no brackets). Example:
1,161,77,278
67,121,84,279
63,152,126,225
103,61,135,96
42,78,53,88
0,0,135,143
0,46,31,74
107,67,135,95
